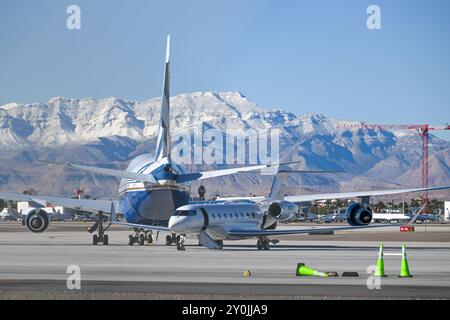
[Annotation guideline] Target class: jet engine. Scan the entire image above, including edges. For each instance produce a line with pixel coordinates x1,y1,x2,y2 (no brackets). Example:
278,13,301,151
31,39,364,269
346,203,372,226
267,201,298,221
25,209,50,233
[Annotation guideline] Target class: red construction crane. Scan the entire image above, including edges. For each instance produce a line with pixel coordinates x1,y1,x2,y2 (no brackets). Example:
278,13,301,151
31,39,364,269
338,122,450,212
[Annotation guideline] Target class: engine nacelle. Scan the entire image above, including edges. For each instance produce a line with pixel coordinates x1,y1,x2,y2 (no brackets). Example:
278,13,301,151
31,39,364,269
268,201,298,221
346,203,372,226
25,209,50,233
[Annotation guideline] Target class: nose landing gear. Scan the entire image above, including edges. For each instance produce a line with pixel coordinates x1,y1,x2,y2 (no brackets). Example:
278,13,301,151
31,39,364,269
176,234,186,251
256,237,270,251
165,233,178,246
88,211,111,245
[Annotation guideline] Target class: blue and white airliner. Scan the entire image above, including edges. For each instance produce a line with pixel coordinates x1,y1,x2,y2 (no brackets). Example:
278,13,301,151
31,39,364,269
1,36,449,250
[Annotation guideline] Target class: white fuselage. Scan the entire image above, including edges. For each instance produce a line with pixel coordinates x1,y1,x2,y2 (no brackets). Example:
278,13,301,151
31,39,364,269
168,202,274,240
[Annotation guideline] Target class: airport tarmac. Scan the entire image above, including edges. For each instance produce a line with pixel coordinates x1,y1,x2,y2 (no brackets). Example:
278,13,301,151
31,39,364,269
0,222,449,299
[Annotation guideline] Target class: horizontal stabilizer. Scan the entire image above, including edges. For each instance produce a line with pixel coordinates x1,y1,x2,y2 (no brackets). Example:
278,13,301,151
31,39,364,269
39,160,157,183
175,160,307,183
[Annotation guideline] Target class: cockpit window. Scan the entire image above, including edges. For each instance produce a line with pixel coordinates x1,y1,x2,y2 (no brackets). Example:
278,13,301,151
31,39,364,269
173,210,196,216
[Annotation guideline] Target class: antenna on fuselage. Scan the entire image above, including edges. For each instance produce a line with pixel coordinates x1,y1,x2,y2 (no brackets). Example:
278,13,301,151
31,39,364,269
155,35,171,161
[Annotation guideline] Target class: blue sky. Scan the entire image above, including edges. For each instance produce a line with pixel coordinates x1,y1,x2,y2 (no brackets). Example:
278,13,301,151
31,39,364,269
1,0,449,140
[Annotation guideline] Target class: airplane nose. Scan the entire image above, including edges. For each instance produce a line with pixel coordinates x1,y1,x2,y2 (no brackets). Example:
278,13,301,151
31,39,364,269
168,216,183,232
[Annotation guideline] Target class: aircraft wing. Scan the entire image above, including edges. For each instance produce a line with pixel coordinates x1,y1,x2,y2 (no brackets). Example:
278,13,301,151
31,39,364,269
112,221,170,232
284,185,450,203
219,185,450,203
0,194,171,232
0,192,117,214
228,223,399,237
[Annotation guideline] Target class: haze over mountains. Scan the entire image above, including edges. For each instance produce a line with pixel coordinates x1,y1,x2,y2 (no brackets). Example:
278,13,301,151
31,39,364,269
0,91,449,199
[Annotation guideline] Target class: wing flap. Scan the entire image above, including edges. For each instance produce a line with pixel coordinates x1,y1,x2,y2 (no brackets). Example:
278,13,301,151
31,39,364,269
228,224,400,237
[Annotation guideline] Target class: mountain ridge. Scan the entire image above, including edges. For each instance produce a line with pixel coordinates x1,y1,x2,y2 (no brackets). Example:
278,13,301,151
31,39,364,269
0,91,449,198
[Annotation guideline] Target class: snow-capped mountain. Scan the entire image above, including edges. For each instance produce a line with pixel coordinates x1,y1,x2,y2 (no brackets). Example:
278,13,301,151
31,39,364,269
0,91,449,198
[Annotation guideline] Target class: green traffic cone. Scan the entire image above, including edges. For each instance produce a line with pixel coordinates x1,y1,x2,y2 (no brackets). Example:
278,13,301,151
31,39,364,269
399,243,412,278
296,263,328,277
374,243,387,277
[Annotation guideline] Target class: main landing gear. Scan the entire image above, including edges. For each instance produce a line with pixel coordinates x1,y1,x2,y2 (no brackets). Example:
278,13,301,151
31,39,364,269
256,237,270,251
164,233,186,250
166,233,186,251
88,211,111,245
165,233,178,246
128,228,154,246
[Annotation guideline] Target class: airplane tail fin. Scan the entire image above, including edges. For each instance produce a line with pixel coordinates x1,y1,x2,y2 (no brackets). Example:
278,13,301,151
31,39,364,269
155,35,171,161
266,165,344,201
267,166,288,201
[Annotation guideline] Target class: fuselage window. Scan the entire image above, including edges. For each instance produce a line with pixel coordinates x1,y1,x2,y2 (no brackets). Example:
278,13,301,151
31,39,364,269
251,212,256,218
212,214,216,219
246,213,250,218
174,210,196,216
240,213,244,218
234,213,239,219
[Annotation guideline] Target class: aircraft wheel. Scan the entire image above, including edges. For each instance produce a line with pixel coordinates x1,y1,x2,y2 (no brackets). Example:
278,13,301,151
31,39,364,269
93,234,98,246
256,239,263,251
165,235,172,246
139,234,145,246
148,234,153,244
103,234,109,245
217,240,224,249
263,241,270,251
128,235,134,246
